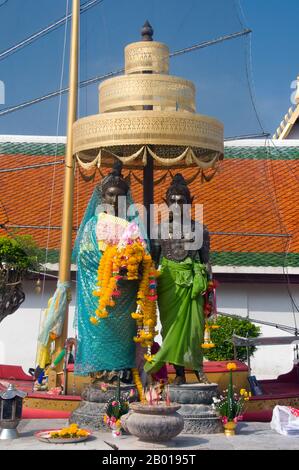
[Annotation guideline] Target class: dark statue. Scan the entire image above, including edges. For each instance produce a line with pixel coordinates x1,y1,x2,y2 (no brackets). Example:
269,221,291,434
146,173,212,384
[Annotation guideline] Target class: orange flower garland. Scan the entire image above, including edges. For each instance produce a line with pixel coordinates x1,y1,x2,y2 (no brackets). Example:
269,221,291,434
132,368,144,401
91,238,158,362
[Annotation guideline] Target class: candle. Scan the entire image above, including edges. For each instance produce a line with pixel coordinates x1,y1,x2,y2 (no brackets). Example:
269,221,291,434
166,385,171,406
149,386,153,405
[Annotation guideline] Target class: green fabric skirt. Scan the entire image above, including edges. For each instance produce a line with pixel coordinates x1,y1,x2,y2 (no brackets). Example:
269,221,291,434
144,257,208,374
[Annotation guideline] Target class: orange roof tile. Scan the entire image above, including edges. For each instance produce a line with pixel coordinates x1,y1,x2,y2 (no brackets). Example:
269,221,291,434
0,139,298,268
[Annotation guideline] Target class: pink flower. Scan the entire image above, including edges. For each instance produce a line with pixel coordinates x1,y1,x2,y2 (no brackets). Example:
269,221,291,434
237,415,244,421
112,401,118,406
147,295,158,301
222,417,228,424
233,417,238,423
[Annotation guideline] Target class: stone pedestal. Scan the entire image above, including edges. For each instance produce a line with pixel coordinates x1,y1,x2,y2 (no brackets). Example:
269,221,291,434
69,384,137,431
169,383,223,434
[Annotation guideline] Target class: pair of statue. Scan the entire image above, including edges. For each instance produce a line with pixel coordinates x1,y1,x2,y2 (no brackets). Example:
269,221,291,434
74,161,212,386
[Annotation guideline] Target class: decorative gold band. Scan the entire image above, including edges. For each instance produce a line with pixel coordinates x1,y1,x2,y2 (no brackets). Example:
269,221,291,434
125,41,169,74
99,74,196,113
73,110,224,168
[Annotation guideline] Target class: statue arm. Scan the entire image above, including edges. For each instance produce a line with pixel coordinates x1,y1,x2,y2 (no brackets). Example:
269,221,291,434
200,225,216,315
150,224,161,268
200,225,211,271
150,238,161,268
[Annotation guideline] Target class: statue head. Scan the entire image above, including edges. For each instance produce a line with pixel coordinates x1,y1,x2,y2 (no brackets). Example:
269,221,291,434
166,173,193,211
100,161,129,214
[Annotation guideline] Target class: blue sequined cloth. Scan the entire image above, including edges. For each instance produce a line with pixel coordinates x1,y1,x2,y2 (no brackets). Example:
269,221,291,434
74,216,138,376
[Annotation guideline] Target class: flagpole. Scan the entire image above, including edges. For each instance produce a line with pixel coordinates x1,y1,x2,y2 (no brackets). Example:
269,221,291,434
54,0,79,371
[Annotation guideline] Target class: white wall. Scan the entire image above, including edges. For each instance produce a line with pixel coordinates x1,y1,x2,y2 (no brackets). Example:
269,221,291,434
217,282,299,379
0,279,298,380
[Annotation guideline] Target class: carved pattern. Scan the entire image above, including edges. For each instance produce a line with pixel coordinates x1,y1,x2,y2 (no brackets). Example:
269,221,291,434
125,42,169,74
182,416,223,434
73,111,224,164
99,75,195,113
70,401,108,431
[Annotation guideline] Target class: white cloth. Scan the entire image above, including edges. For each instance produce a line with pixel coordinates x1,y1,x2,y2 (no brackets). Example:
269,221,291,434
271,405,299,436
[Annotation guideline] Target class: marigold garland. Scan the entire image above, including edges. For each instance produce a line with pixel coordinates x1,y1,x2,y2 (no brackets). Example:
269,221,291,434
132,368,144,402
91,236,158,362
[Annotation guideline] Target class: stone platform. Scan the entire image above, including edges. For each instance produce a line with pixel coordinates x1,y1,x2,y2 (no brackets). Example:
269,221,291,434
3,420,299,450
169,383,223,434
69,384,137,431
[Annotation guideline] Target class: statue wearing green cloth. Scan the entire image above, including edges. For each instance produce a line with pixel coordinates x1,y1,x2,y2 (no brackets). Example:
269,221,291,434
146,174,212,385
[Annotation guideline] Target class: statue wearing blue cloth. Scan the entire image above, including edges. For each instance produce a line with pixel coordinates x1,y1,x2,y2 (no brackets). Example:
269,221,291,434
73,162,143,385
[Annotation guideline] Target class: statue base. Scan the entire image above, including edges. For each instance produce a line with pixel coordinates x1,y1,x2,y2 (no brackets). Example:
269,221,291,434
69,383,137,431
169,383,223,434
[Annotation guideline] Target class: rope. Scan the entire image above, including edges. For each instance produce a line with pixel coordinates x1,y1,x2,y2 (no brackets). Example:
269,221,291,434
0,0,104,62
0,69,124,117
0,160,64,173
169,29,251,59
0,29,251,117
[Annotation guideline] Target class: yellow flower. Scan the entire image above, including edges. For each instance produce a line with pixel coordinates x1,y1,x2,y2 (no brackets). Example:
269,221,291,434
69,423,78,431
201,343,215,349
131,312,143,320
240,389,246,396
227,362,237,371
144,354,155,362
90,317,99,325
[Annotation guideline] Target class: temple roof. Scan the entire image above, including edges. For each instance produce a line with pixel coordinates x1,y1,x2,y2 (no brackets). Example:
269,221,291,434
0,136,298,274
273,76,299,140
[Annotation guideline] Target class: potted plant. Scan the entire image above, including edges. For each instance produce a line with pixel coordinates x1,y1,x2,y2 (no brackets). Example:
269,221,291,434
103,377,131,437
104,398,130,437
212,362,251,436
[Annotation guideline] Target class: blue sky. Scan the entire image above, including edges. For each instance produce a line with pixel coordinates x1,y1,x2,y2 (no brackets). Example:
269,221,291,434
0,0,298,138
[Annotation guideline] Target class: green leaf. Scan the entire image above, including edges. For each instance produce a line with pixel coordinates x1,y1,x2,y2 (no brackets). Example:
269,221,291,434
204,316,261,362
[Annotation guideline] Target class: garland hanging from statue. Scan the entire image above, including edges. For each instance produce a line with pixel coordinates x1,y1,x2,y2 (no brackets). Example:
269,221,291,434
92,220,158,363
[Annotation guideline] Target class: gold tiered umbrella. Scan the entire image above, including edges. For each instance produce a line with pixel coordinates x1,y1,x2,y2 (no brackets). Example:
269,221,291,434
73,22,223,171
